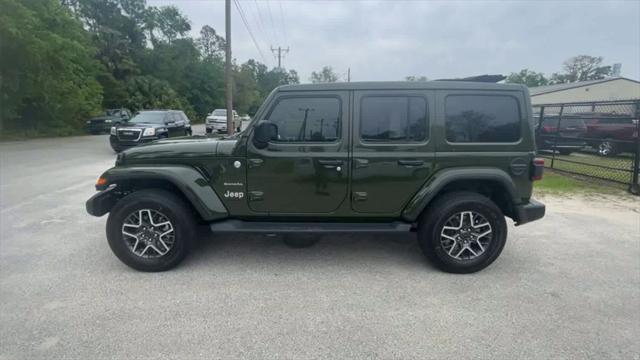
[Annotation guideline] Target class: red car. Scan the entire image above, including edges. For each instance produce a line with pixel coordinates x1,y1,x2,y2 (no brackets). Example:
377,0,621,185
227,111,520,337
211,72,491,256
581,113,639,156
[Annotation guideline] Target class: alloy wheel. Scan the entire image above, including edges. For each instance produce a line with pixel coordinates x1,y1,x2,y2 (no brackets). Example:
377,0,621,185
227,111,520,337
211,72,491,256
440,211,492,261
121,209,175,258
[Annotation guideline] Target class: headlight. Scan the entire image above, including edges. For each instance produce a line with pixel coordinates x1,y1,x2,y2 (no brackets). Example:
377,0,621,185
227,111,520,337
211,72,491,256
86,120,91,124
104,119,112,123
142,128,156,136
110,126,116,135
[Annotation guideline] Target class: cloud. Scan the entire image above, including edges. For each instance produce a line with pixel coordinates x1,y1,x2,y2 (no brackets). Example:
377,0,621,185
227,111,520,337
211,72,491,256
149,0,640,82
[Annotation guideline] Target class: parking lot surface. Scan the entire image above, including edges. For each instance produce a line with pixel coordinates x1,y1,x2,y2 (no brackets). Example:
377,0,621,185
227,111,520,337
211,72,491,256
1,127,639,359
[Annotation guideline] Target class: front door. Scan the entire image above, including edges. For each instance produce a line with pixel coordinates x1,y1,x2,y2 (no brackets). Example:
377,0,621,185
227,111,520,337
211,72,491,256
246,92,349,214
351,90,436,214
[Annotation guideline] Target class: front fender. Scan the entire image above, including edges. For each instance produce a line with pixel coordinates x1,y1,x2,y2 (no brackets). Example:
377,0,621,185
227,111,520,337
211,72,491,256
402,167,518,222
98,165,228,221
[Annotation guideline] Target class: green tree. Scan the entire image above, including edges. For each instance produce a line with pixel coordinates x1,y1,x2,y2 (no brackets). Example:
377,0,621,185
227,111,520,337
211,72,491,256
310,66,339,83
0,0,103,135
505,69,549,87
550,55,612,84
125,75,192,114
197,25,225,60
405,76,428,82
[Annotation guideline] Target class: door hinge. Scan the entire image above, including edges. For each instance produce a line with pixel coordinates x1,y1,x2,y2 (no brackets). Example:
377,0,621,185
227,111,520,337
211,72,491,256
354,159,369,169
248,158,264,168
352,191,368,202
248,191,264,201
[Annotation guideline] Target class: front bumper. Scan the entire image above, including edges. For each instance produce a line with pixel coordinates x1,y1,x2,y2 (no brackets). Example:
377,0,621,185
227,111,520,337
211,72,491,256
206,123,227,132
86,185,119,217
514,198,545,226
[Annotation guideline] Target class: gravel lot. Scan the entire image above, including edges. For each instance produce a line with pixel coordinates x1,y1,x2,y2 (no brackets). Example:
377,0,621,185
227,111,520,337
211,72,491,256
1,126,639,359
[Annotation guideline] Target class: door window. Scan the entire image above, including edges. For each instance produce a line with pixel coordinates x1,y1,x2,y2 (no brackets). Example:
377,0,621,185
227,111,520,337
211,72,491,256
266,97,341,142
445,95,521,143
360,96,428,142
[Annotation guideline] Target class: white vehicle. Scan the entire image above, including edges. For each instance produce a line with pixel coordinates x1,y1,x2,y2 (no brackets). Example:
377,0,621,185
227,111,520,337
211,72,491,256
206,109,239,134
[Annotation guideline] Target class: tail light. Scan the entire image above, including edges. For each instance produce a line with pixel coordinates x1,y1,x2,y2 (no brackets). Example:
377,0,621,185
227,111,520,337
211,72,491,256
532,158,545,181
542,125,557,133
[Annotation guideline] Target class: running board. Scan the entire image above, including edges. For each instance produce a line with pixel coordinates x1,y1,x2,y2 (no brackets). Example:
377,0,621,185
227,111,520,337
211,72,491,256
209,220,413,233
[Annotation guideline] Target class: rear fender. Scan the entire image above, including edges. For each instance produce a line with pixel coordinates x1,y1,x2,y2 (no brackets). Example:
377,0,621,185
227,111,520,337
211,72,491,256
402,167,518,222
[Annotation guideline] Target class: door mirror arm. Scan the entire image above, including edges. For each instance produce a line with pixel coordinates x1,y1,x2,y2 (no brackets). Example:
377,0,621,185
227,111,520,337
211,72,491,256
252,120,278,149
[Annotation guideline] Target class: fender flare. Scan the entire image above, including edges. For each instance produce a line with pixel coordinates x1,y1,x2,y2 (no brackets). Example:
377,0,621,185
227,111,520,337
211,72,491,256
402,167,518,222
100,165,228,221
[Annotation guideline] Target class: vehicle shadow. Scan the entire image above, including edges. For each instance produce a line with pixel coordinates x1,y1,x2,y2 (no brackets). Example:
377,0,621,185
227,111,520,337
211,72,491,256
183,227,433,272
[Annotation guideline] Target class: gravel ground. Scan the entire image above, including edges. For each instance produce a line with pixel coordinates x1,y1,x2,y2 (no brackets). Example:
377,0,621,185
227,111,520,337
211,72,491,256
1,127,639,359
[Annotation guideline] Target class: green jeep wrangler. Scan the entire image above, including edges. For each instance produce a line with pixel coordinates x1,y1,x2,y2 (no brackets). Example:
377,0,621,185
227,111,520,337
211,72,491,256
86,82,545,273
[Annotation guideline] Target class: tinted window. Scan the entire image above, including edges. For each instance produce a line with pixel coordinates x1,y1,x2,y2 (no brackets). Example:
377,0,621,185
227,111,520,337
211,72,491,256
445,95,520,143
267,97,340,142
360,96,428,142
129,112,167,124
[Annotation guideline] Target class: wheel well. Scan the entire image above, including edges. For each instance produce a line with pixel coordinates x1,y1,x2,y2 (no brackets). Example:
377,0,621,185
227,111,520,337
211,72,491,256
113,178,204,223
435,179,515,219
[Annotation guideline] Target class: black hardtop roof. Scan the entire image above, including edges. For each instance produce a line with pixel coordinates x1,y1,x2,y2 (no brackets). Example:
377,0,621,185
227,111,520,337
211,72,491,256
277,81,526,92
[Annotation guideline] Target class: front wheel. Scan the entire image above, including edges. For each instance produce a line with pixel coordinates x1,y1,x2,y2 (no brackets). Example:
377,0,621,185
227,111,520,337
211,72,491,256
106,189,196,271
418,192,507,274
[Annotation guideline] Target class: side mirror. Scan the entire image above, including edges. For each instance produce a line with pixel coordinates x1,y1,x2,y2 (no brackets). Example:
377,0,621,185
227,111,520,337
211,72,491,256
252,121,278,149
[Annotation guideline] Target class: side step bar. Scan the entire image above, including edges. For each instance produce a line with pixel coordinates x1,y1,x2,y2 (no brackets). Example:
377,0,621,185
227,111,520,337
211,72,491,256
209,220,413,233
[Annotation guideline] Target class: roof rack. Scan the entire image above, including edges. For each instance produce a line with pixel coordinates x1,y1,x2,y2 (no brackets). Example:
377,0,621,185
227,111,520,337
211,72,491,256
436,74,506,83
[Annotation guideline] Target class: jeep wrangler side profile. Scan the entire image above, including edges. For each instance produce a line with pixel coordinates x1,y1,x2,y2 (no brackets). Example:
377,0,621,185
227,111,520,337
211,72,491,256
86,82,545,273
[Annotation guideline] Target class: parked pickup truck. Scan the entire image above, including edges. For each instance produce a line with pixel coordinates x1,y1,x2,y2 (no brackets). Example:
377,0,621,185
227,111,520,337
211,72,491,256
86,81,545,274
581,113,639,156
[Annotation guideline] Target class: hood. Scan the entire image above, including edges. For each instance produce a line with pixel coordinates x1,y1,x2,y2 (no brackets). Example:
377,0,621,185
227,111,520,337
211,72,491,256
121,136,239,162
116,123,165,130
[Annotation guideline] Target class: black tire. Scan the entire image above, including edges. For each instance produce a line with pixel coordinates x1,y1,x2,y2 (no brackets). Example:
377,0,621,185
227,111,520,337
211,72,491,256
557,149,573,155
106,189,196,272
205,128,212,134
417,191,507,274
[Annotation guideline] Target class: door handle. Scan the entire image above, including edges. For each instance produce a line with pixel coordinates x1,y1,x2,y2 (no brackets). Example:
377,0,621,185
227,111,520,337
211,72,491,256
317,159,343,168
354,159,369,169
397,159,424,167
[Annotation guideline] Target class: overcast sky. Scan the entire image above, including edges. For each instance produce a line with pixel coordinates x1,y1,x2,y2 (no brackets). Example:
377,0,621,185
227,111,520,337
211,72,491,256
148,0,640,82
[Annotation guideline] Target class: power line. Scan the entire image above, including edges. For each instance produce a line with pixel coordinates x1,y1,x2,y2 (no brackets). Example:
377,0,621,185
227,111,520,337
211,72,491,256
278,0,288,45
233,0,268,63
252,0,272,47
265,0,280,46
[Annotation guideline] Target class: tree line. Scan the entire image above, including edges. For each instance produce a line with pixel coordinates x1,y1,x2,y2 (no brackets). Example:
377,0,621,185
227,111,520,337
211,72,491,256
0,0,299,136
505,55,614,88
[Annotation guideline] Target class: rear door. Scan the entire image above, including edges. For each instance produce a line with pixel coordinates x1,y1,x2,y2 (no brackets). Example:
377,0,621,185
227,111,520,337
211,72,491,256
351,90,436,214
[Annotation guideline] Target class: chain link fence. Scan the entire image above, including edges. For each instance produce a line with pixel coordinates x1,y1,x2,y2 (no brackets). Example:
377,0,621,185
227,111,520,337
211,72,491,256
532,99,640,194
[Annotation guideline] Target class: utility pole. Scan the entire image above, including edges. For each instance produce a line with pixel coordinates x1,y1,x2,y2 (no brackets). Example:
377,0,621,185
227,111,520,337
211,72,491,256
347,67,351,82
270,46,289,69
225,0,233,135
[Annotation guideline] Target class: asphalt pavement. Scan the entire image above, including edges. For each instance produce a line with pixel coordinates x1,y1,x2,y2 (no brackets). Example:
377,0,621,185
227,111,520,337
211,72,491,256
1,126,639,359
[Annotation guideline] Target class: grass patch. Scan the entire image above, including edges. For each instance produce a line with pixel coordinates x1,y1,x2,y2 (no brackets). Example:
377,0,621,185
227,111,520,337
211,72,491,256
539,151,635,184
534,170,624,194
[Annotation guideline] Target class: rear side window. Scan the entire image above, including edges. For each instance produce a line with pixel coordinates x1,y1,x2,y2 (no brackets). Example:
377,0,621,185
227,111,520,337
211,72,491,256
445,95,521,143
267,97,341,142
360,96,428,142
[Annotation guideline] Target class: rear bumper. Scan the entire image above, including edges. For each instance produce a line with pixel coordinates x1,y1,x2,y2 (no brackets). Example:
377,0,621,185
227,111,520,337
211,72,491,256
514,198,545,226
86,186,118,217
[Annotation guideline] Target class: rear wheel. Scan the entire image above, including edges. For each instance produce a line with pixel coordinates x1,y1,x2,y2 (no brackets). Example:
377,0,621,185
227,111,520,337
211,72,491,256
597,139,618,157
418,192,507,274
106,189,196,271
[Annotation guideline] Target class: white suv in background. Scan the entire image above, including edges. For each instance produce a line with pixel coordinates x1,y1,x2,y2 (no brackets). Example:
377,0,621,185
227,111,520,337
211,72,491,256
206,109,238,133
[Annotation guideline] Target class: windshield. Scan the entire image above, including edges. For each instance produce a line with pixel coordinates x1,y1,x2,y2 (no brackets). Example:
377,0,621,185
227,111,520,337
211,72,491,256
105,109,120,116
212,110,226,116
128,112,166,124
